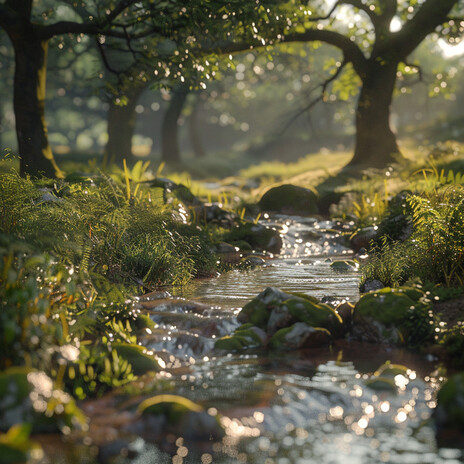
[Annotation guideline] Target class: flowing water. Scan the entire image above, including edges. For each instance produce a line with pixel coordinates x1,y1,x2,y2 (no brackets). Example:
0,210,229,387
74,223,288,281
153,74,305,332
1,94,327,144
40,216,464,463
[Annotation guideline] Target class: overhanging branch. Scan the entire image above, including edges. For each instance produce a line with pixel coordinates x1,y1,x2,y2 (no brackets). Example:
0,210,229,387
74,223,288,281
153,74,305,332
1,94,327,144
279,59,349,135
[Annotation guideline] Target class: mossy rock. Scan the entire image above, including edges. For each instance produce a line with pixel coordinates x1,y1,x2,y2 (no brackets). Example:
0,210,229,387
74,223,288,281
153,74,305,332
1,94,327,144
365,362,410,392
330,260,358,272
355,289,423,326
215,325,266,351
365,377,397,392
269,323,331,350
132,314,157,333
137,394,225,441
286,298,343,337
224,222,282,253
353,288,433,345
112,343,160,375
237,287,294,328
137,394,203,423
258,184,318,215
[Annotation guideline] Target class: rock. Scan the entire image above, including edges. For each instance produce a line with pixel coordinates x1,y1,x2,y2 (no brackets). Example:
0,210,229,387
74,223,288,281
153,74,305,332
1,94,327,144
192,203,239,226
240,255,266,267
136,394,225,442
352,287,434,345
365,361,411,392
224,222,283,253
237,287,344,339
336,301,355,329
330,260,359,272
360,279,385,293
112,343,161,375
269,323,332,350
258,184,319,216
267,305,294,334
237,287,297,328
434,373,464,447
215,324,267,351
285,298,343,336
214,242,241,264
350,226,377,252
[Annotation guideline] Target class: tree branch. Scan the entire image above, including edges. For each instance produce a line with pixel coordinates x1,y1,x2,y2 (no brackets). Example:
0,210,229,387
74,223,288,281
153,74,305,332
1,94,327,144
283,29,368,79
392,0,460,60
279,59,349,135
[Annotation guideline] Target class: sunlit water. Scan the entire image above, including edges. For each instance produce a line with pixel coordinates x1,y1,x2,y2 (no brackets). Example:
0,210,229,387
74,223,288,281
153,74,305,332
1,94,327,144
40,216,464,463
181,216,359,309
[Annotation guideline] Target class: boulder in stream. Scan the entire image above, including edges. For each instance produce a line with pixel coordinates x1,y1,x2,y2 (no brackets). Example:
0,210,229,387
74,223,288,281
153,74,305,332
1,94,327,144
223,222,283,254
258,184,318,216
268,323,332,350
135,394,225,442
351,287,434,346
218,287,345,352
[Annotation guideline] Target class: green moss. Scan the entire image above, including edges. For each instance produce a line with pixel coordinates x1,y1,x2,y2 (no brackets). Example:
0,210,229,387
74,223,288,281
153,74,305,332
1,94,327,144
112,343,160,375
286,298,343,331
137,394,203,424
258,184,318,215
269,323,331,350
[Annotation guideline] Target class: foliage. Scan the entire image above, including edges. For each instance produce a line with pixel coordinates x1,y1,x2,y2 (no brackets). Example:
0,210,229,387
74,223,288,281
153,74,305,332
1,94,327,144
0,170,216,288
0,167,220,406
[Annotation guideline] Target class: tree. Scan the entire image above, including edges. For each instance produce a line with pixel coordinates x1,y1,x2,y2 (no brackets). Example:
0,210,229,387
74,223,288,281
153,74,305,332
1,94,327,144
0,0,265,177
279,0,463,168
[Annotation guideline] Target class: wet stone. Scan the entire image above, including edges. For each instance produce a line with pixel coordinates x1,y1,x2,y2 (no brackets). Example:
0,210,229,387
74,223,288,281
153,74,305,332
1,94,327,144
269,322,332,350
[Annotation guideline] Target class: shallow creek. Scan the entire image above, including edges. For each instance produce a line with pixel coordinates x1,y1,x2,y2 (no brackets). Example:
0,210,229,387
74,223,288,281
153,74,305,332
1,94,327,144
43,217,464,463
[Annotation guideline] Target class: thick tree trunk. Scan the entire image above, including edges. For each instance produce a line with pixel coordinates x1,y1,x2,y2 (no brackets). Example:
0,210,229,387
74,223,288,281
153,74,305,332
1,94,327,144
347,60,400,168
13,31,61,177
188,94,206,158
105,82,146,166
160,84,189,164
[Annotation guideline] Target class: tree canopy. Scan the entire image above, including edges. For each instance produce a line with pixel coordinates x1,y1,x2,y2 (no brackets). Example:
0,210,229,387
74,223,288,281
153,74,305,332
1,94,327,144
0,0,463,175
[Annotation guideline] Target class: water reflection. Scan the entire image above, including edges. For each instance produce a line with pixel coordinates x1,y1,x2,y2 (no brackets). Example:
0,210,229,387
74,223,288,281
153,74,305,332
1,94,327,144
182,217,359,308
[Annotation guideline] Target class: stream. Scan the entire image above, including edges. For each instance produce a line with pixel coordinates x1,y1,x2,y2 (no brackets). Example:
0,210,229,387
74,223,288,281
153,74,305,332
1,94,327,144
40,216,463,463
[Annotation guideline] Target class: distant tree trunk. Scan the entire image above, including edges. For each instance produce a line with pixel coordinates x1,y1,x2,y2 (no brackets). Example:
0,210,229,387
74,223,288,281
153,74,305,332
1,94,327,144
160,84,189,164
105,81,146,166
12,30,61,177
188,94,206,158
347,60,400,168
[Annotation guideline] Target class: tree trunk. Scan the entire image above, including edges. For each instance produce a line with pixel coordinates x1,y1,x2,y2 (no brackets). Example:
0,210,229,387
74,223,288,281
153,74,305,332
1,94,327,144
347,60,400,168
12,30,61,177
160,84,189,164
105,82,146,166
188,94,206,158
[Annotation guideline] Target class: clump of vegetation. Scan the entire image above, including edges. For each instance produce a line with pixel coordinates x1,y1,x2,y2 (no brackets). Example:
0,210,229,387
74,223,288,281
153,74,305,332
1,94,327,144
361,184,464,288
0,169,216,288
0,165,227,453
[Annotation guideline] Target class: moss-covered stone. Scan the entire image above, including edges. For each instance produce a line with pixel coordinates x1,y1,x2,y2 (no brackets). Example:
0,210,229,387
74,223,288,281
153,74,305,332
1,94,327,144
112,343,160,375
224,222,282,253
286,298,343,336
237,287,293,328
365,362,409,392
353,288,433,345
215,325,266,351
136,394,225,441
330,260,359,272
269,323,331,350
258,184,318,215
